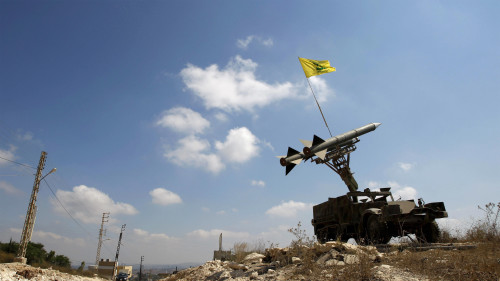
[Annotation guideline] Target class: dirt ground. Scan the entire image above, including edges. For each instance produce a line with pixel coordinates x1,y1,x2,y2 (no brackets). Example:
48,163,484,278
0,262,104,281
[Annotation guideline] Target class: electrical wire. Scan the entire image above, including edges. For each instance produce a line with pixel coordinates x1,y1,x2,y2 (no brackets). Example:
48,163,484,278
41,178,116,258
42,178,94,238
0,155,36,169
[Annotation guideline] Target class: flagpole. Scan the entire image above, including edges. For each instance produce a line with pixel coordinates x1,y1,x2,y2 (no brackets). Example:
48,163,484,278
306,77,333,137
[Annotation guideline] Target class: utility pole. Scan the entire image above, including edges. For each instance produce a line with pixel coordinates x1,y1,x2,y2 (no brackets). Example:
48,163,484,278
139,256,144,281
112,224,126,280
115,224,126,262
95,212,110,267
15,151,47,263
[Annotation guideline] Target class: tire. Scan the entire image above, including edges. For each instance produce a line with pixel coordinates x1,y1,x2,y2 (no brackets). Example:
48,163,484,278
317,228,328,244
422,221,440,243
367,215,390,244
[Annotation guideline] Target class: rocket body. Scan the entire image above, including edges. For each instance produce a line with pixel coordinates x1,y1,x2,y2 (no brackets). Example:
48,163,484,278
279,123,381,175
302,123,381,157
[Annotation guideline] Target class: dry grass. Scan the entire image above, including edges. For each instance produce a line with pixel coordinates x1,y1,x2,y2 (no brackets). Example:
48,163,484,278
384,201,500,281
231,239,266,263
0,251,15,263
385,241,499,281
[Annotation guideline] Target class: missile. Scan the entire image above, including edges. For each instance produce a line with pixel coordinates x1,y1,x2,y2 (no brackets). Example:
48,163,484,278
302,123,381,159
277,147,305,175
278,123,381,175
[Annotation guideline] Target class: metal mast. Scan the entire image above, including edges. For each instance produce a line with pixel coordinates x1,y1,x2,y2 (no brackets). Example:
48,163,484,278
15,151,47,262
115,224,126,262
139,256,144,281
95,212,110,267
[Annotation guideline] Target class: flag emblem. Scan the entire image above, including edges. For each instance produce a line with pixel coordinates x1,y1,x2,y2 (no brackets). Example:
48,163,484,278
299,57,336,78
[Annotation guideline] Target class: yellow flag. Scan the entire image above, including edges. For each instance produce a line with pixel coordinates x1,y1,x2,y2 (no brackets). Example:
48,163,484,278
298,57,336,78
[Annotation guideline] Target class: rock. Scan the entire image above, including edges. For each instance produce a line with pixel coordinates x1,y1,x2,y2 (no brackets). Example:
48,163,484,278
316,252,332,265
292,257,302,264
250,271,259,279
227,262,248,271
325,259,345,266
344,254,360,264
244,252,266,264
219,270,231,278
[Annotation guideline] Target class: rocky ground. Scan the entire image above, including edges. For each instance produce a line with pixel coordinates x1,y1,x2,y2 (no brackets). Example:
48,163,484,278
159,242,430,281
0,262,104,281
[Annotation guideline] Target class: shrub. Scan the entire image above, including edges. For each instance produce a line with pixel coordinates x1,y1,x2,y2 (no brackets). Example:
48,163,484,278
465,202,500,242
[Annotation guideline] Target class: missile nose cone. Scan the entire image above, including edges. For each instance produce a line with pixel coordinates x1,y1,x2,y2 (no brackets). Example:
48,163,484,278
374,122,381,128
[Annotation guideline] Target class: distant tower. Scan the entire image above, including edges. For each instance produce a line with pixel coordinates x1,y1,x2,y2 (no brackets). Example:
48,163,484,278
95,212,110,267
115,224,126,262
219,233,222,251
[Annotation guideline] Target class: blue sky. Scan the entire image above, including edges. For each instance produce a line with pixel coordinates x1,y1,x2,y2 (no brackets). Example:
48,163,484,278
1,1,499,266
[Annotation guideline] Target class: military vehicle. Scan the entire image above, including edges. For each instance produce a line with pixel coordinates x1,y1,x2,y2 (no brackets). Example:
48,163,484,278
279,123,448,244
312,187,448,243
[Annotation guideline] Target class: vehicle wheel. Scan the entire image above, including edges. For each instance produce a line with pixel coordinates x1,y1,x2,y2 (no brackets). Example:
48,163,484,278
422,221,440,243
367,215,390,244
317,228,328,244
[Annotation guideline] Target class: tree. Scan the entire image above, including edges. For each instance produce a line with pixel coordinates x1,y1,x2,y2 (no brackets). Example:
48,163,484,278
54,255,71,268
26,242,47,265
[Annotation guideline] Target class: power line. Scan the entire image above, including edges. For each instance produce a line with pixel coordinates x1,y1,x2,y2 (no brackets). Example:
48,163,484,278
0,156,35,169
42,178,94,238
42,178,116,258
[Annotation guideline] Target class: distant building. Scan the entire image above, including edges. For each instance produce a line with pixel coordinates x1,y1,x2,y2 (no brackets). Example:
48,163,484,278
97,259,117,279
116,265,133,278
213,233,233,261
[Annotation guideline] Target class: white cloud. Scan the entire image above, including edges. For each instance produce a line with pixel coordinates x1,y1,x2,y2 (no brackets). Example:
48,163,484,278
0,145,17,166
201,207,210,212
9,228,85,247
149,188,182,206
236,35,254,49
216,210,226,215
266,200,313,218
215,127,260,163
164,135,225,174
236,35,274,49
132,228,174,241
164,127,262,174
180,56,302,112
365,180,417,201
260,38,274,47
367,181,380,189
393,187,418,200
17,131,33,141
308,76,334,103
387,181,417,200
0,181,22,195
156,107,210,135
398,162,414,172
51,185,138,224
187,229,250,240
437,218,466,235
251,180,266,187
214,112,229,122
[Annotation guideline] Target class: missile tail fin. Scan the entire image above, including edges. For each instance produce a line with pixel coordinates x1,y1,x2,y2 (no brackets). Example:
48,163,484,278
315,149,327,160
300,139,312,147
287,147,300,157
312,135,325,147
285,164,296,175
